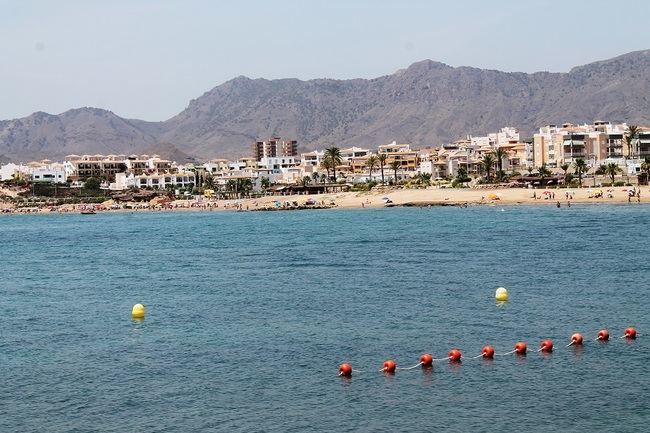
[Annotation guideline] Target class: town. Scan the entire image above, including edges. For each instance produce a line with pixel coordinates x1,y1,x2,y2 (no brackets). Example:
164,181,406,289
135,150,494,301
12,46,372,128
1,121,649,203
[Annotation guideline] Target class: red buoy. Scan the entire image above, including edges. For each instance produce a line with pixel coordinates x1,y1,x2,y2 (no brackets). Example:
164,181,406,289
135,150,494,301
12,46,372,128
540,339,554,352
382,359,397,373
570,333,584,345
624,327,637,339
597,329,609,341
339,363,352,377
514,341,527,355
482,345,495,359
448,349,462,362
420,353,433,368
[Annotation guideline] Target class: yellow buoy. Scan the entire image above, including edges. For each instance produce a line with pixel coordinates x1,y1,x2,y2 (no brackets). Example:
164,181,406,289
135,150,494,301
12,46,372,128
132,303,145,319
495,287,509,302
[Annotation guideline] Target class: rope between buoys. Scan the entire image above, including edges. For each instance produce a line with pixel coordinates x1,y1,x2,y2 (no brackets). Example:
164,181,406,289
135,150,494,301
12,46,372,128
432,357,448,362
352,369,363,373
495,350,516,356
469,353,484,359
565,342,574,347
396,362,423,370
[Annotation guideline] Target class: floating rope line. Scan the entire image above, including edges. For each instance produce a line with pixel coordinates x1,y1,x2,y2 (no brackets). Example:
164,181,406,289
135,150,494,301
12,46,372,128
337,327,638,377
396,362,423,371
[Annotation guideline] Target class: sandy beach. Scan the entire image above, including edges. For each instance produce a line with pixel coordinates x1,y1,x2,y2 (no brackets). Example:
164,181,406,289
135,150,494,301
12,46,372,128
2,185,646,215
237,185,646,210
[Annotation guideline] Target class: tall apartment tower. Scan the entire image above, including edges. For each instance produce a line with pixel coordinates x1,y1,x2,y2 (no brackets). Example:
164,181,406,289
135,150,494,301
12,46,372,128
253,137,298,161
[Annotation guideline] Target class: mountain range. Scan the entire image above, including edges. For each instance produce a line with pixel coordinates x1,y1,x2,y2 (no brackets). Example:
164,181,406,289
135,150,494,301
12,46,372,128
1,49,649,162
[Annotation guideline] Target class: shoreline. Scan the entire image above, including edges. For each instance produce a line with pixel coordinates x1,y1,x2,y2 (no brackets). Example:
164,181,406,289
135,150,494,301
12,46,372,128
1,186,647,216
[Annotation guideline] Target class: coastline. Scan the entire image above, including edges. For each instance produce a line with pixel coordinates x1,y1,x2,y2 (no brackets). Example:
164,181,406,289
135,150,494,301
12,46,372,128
1,186,647,215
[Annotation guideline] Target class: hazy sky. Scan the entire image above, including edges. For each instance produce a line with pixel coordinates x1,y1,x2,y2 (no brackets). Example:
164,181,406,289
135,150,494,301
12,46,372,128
1,0,648,121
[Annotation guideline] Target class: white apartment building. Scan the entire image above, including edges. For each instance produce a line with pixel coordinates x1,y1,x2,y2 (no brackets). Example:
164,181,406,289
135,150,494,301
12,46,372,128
300,150,324,167
0,161,67,183
111,172,196,191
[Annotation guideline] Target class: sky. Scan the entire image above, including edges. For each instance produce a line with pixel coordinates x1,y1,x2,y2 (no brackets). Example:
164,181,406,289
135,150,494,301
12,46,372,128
1,0,648,121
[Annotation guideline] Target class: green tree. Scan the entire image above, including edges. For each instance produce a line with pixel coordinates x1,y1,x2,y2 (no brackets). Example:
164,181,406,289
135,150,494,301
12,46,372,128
573,158,588,187
482,153,495,182
203,174,215,190
455,166,470,184
301,176,311,186
390,160,401,185
84,177,101,190
493,147,507,181
261,177,271,192
537,163,551,186
319,173,327,184
378,154,387,184
560,163,570,185
625,125,639,159
641,156,650,184
320,157,332,179
366,155,379,181
311,172,319,184
324,147,342,182
604,162,621,184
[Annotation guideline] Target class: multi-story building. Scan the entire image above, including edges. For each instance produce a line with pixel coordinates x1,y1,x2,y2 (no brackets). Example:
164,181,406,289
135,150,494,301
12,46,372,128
300,150,324,168
64,154,172,181
534,122,628,168
0,161,67,183
340,147,370,161
258,156,298,174
253,137,298,161
378,141,419,171
112,172,196,190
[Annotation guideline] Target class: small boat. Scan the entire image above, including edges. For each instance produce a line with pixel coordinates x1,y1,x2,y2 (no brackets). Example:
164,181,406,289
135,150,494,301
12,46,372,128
80,210,96,215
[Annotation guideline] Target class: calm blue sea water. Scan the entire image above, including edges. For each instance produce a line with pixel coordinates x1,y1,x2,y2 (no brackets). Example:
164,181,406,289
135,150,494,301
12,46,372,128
1,205,649,432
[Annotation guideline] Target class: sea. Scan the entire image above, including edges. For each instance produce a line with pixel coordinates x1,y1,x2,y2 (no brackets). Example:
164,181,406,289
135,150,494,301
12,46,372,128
1,205,648,432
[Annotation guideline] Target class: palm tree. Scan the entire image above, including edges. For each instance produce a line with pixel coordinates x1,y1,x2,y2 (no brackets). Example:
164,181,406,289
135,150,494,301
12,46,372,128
641,156,650,185
482,153,495,182
320,156,332,180
366,155,379,181
641,156,650,180
604,162,621,184
311,172,319,184
537,163,551,186
390,160,401,185
560,163,570,185
324,147,342,182
260,177,271,193
238,178,253,197
319,173,327,184
625,125,639,159
301,176,311,187
573,158,588,187
378,154,387,184
203,174,215,190
493,147,507,181
226,179,237,198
